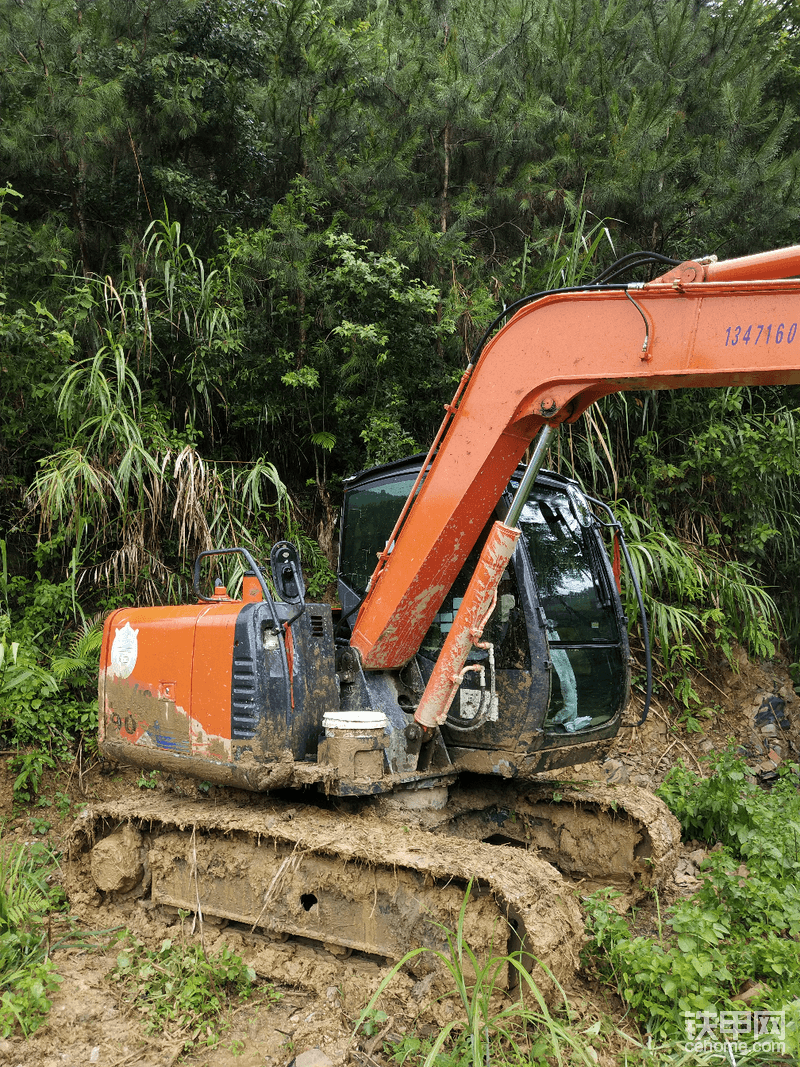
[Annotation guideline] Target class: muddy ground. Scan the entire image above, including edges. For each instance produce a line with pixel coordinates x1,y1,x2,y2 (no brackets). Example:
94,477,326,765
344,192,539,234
0,646,797,1067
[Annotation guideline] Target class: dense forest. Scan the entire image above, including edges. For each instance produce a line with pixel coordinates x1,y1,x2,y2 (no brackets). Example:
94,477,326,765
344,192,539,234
2,0,800,748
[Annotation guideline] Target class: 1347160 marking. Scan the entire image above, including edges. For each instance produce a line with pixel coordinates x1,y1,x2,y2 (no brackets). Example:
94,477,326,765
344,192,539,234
725,323,797,346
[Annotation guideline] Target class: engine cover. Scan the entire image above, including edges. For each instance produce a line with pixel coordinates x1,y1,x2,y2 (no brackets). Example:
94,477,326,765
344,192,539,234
98,598,339,789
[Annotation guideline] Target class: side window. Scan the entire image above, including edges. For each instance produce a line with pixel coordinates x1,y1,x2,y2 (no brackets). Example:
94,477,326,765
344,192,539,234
339,477,416,595
518,489,619,644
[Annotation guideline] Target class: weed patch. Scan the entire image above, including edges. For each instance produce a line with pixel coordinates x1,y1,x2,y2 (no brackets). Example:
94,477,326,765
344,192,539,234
355,884,600,1067
0,839,65,1037
110,933,278,1050
583,749,800,1055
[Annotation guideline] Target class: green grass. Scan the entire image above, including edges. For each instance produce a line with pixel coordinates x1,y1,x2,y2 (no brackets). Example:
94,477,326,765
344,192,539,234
0,839,64,1037
355,885,601,1067
110,931,280,1051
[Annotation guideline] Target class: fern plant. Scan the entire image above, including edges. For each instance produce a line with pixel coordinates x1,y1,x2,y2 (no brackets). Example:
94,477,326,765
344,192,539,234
0,840,62,1037
50,616,104,681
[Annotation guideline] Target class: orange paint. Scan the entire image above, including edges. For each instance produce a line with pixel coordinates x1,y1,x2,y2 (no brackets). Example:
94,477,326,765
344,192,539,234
415,521,520,728
100,601,242,746
191,602,241,739
284,622,295,709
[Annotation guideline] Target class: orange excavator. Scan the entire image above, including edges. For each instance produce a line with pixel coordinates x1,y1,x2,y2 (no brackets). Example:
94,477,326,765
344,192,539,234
70,244,800,989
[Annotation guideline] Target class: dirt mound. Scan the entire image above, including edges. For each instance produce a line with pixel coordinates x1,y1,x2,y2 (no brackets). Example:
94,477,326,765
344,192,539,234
567,645,798,793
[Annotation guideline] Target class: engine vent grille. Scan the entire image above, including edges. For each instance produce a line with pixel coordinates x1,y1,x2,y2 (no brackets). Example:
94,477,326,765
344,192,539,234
231,651,258,738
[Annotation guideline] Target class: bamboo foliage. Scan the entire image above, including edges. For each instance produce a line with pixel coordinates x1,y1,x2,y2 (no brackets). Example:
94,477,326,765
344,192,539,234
32,440,291,603
32,444,292,604
28,230,289,602
537,202,618,291
171,447,290,560
141,215,244,436
614,503,782,669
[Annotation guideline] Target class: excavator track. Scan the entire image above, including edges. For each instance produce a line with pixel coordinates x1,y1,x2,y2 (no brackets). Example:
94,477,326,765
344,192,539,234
421,778,681,901
67,790,585,998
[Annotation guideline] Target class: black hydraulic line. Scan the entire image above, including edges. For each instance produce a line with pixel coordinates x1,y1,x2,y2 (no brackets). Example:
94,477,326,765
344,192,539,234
617,533,652,728
469,251,682,369
334,598,363,640
470,282,630,367
592,251,681,284
443,703,494,732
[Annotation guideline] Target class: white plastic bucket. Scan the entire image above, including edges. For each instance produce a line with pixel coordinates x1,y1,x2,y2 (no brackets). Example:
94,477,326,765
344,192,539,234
322,711,388,736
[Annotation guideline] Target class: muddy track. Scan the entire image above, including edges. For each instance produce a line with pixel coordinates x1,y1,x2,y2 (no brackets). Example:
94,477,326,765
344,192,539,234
421,778,682,900
67,790,585,999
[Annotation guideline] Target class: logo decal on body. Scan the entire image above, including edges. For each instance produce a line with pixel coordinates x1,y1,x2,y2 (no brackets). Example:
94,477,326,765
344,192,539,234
110,621,139,679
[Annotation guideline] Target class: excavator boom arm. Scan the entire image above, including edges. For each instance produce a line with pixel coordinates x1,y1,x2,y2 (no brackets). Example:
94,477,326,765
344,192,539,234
350,246,800,670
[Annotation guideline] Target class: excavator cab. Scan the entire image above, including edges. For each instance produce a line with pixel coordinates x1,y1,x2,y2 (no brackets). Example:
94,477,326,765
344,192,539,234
339,457,631,774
